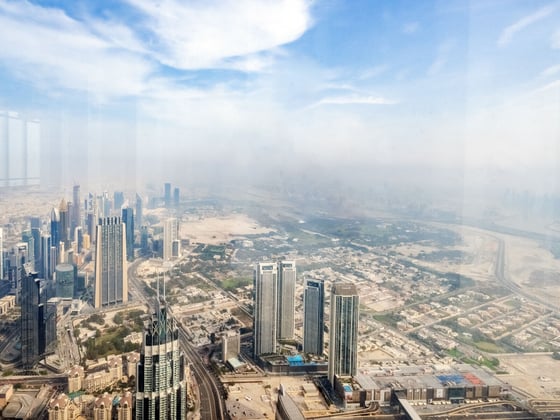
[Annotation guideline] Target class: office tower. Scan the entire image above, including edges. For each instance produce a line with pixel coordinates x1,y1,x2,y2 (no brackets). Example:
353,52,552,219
75,226,83,253
0,111,40,187
114,191,125,212
21,266,45,370
59,199,69,248
71,185,81,232
55,263,74,298
21,231,35,272
253,262,278,356
50,208,60,251
277,261,296,340
40,234,52,280
173,187,180,207
135,193,143,228
94,217,127,308
164,182,171,207
328,282,359,385
222,330,241,363
122,207,135,261
86,212,96,240
163,218,179,261
303,279,325,355
140,227,149,255
135,294,186,420
31,226,41,273
0,228,3,280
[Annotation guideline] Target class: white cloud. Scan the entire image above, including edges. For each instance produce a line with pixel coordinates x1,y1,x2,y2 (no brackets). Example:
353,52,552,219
311,94,398,107
402,22,419,35
497,5,556,46
124,0,313,70
541,64,560,77
0,1,152,100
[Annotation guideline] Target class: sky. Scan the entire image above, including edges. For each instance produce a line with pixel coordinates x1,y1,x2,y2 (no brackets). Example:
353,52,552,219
0,0,559,192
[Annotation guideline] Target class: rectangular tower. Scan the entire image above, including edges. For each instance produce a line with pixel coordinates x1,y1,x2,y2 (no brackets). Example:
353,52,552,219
163,218,178,261
122,207,135,261
253,262,277,357
20,266,45,370
94,217,127,308
328,282,359,385
303,279,324,355
277,261,296,340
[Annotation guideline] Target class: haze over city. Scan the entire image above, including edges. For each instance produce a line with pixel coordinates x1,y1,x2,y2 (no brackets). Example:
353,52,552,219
1,1,560,420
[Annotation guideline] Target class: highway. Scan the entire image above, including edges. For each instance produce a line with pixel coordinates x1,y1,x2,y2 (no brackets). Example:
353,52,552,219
128,258,226,420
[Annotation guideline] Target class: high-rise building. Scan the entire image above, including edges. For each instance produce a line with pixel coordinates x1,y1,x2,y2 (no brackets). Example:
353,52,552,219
163,218,179,261
21,266,45,370
173,187,180,207
31,226,42,273
94,217,127,308
253,262,277,356
277,261,296,340
164,183,171,207
135,296,187,419
303,279,325,355
328,282,359,385
135,193,143,228
55,263,74,298
50,207,60,251
0,111,40,187
114,191,125,213
122,207,135,261
59,199,69,248
71,185,81,232
222,330,241,363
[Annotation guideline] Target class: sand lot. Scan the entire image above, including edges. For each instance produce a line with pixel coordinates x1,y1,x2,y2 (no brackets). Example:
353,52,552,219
180,214,274,244
498,354,560,398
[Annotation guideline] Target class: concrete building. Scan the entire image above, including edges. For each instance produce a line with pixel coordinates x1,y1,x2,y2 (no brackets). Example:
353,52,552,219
253,262,278,356
303,279,325,355
328,282,359,386
277,261,296,340
163,218,179,261
94,217,127,308
55,263,74,298
20,267,45,370
47,393,80,420
222,330,241,362
121,207,134,262
93,393,112,420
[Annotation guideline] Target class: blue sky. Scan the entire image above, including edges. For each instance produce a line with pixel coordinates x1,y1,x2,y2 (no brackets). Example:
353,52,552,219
0,0,559,185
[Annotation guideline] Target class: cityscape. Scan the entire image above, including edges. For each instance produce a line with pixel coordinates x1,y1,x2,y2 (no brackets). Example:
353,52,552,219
1,1,560,419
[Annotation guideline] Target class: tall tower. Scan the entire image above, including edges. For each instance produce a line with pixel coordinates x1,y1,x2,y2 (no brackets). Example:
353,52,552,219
173,187,180,207
20,266,45,370
135,288,186,419
71,185,81,232
303,279,324,355
164,183,171,207
59,199,69,248
94,217,127,308
122,207,135,262
328,282,359,385
277,261,296,340
253,262,277,357
163,218,178,261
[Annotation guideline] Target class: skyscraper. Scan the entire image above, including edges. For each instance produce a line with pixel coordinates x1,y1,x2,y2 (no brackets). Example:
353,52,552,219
253,262,277,356
277,261,296,340
122,207,135,261
59,199,69,248
135,294,187,419
114,191,125,212
21,266,45,370
50,207,60,251
173,187,180,207
163,218,179,261
328,282,359,385
303,279,325,355
164,182,171,207
94,217,127,308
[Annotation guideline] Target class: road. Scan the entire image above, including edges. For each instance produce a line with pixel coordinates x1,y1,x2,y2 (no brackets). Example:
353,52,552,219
128,258,225,420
